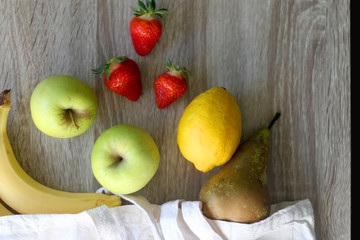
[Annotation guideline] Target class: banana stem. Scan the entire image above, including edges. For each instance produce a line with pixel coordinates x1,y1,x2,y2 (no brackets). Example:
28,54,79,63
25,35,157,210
268,112,281,129
0,90,12,108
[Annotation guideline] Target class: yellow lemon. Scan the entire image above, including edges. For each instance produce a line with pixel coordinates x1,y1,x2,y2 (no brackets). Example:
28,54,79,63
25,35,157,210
177,87,242,172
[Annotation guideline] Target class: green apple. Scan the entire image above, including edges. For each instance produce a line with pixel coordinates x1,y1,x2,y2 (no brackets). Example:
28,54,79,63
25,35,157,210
30,75,98,138
91,124,160,194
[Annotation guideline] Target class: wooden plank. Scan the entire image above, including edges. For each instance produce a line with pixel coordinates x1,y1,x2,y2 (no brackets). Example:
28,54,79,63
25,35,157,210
0,0,350,239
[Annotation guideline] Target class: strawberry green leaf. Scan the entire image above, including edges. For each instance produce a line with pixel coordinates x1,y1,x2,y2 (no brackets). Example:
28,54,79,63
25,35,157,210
145,0,151,9
131,0,167,17
91,63,109,74
138,0,147,12
108,56,129,64
166,58,172,68
131,6,141,12
181,69,192,79
92,56,129,79
165,58,192,79
150,0,156,12
155,8,168,16
106,68,111,80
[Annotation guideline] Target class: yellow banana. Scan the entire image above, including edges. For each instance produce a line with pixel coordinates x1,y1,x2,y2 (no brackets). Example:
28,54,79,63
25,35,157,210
0,89,121,214
0,199,14,216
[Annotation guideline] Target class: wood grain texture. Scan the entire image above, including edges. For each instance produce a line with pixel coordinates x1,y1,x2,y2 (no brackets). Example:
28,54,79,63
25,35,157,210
0,0,350,239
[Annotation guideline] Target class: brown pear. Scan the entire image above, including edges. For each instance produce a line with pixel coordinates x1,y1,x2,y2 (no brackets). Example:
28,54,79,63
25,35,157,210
199,113,280,223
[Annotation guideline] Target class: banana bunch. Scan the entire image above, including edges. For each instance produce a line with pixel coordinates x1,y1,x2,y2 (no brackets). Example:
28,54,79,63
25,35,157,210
0,90,121,214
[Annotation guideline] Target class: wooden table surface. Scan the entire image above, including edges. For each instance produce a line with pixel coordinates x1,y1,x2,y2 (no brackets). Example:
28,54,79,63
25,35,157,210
1,0,350,239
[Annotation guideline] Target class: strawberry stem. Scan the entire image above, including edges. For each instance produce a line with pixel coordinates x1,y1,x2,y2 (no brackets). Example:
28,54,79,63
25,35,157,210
92,56,129,79
131,0,168,17
166,58,192,79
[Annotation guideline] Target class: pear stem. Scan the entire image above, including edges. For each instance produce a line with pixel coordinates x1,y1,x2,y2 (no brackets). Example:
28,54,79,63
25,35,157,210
268,112,281,129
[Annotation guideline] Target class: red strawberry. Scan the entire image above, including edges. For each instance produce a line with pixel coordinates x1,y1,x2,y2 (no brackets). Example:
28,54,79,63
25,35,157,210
154,59,191,109
92,56,142,101
130,0,168,56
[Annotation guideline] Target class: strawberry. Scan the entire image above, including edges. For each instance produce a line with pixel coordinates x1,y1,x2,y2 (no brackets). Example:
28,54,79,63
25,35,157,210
130,0,168,56
154,59,191,109
92,56,142,101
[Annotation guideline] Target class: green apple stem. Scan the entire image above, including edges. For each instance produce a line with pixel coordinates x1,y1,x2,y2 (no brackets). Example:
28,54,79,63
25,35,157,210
110,156,123,168
67,109,80,129
268,112,281,130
